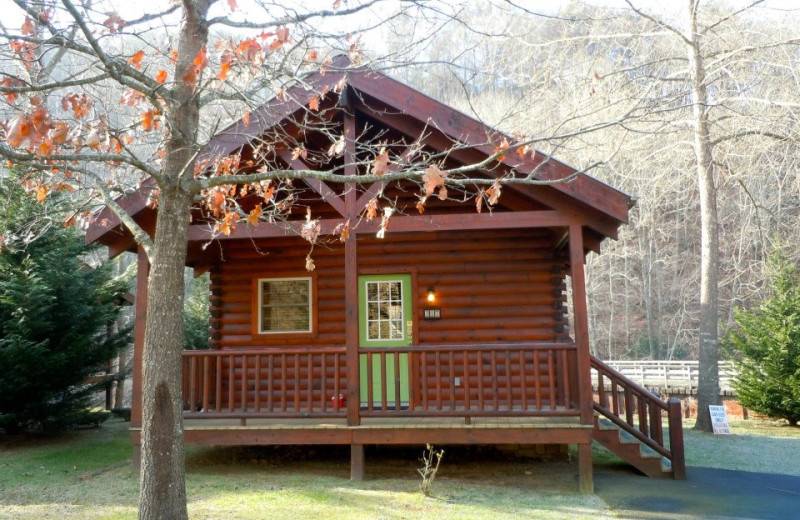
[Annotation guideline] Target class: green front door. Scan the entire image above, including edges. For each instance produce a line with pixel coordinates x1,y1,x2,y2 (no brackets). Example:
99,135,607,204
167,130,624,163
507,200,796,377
358,274,412,406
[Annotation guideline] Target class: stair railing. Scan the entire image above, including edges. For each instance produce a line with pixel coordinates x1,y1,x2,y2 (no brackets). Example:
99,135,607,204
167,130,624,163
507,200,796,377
591,355,686,479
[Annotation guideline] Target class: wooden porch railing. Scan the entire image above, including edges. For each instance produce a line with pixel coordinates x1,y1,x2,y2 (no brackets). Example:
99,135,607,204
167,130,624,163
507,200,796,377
181,347,347,418
591,356,686,479
358,342,580,418
181,342,581,420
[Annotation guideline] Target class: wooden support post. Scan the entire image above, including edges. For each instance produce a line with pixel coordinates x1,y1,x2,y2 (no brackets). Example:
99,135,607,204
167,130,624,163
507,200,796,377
351,444,365,481
578,443,593,493
131,247,149,432
668,397,687,480
344,99,361,426
569,224,593,426
129,248,148,470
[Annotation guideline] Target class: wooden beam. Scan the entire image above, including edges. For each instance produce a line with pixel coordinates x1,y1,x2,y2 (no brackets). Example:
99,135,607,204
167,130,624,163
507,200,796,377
278,150,346,217
186,210,571,242
351,444,365,481
131,247,149,433
354,210,571,234
569,224,593,427
344,106,361,427
578,442,594,493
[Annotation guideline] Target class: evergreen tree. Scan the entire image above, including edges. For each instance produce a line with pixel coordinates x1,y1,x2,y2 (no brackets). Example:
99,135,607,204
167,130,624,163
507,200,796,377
723,254,800,426
0,174,130,432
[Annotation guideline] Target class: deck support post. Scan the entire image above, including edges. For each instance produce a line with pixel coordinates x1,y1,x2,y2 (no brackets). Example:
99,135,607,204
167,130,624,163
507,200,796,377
569,224,594,493
578,443,593,493
350,444,365,481
343,102,361,426
131,246,149,466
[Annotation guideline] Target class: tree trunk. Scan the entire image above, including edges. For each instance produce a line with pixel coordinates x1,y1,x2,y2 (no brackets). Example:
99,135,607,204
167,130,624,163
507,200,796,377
687,1,721,432
138,190,192,520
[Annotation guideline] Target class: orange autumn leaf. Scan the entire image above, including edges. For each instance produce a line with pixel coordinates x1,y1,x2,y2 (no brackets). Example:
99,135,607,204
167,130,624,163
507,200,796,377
422,164,447,198
486,179,502,205
6,114,32,148
170,49,179,64
227,0,237,10
242,111,250,127
371,147,390,176
217,62,231,81
493,138,509,162
155,69,168,84
246,204,262,225
193,47,208,71
365,198,378,221
291,147,308,161
307,50,318,61
128,50,145,70
141,110,160,131
236,39,261,61
36,184,48,202
276,26,290,43
86,129,102,149
21,18,35,36
475,190,484,213
308,95,320,111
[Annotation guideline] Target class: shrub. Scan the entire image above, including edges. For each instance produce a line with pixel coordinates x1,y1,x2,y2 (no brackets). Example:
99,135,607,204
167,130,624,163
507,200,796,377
723,254,800,426
0,174,130,432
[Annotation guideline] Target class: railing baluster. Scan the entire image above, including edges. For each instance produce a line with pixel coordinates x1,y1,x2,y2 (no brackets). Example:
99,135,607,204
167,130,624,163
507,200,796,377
267,354,274,412
294,354,301,412
380,352,388,411
241,355,247,413
202,356,210,412
625,387,634,426
561,349,570,408
449,351,456,411
547,350,556,411
491,350,498,411
320,353,327,412
435,351,442,411
505,350,513,411
533,351,542,410
650,400,663,445
228,355,235,412
280,354,287,412
463,351,471,413
421,352,428,411
307,353,313,413
638,395,649,435
395,351,402,411
598,372,606,409
333,353,340,412
254,355,261,412
520,350,528,412
215,355,222,413
478,351,485,411
189,356,197,412
367,352,374,412
611,381,618,415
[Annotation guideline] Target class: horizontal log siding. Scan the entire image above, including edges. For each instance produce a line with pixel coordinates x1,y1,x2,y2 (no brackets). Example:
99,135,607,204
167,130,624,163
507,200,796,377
208,228,568,412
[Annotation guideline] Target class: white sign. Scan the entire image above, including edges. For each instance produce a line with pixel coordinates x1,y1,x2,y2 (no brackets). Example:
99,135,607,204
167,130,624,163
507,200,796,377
709,405,731,434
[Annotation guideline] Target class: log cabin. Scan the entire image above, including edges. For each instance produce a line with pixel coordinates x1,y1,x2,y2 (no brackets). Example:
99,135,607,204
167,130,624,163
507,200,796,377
86,60,685,492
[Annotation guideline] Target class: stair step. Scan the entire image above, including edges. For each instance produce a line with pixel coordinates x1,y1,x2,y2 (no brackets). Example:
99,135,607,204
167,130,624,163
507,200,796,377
596,418,619,431
618,430,639,444
661,457,672,473
639,444,661,459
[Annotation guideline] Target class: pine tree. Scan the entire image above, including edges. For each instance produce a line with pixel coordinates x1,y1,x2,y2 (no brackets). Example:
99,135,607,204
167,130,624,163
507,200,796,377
723,254,800,426
0,174,130,432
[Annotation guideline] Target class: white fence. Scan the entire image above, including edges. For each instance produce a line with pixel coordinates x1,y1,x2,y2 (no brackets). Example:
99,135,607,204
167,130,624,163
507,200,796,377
595,360,736,395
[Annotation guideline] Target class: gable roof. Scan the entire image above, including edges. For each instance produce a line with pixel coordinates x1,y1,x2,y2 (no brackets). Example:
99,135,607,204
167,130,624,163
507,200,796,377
87,57,632,252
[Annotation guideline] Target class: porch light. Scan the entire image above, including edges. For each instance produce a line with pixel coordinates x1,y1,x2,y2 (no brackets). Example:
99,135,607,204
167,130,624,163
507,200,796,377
427,287,436,303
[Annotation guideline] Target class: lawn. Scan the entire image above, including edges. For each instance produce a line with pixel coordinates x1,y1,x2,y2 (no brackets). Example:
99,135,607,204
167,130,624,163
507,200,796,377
0,417,797,519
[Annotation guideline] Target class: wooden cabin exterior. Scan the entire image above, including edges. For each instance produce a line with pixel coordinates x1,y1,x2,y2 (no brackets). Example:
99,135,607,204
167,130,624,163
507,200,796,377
87,62,685,492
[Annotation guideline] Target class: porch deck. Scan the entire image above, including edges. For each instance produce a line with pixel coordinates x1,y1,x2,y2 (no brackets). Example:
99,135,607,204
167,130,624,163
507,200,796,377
135,415,592,447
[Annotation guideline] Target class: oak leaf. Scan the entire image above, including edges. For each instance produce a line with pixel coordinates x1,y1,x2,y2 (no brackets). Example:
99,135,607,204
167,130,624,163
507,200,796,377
301,208,321,244
103,12,125,33
486,179,502,205
365,198,378,221
141,110,160,131
216,62,231,81
308,95,320,111
493,138,509,162
128,50,145,70
422,164,447,198
246,204,262,225
155,69,168,84
371,147,390,176
21,18,35,36
475,190,484,213
305,254,316,272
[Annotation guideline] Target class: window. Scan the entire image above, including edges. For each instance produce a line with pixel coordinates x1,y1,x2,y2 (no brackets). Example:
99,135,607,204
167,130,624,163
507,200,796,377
358,274,413,347
256,277,312,334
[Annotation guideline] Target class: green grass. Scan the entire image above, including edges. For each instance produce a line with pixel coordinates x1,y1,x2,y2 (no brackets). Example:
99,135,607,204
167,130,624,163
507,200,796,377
0,418,611,520
1,416,797,519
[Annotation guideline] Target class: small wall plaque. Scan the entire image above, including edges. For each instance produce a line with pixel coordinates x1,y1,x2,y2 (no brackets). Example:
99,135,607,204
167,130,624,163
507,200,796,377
423,307,441,320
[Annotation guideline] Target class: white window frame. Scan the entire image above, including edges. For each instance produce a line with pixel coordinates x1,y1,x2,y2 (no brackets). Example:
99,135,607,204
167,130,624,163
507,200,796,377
256,276,313,335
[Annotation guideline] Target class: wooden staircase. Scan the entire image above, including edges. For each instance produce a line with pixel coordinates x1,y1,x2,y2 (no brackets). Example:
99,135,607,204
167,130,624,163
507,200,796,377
590,356,686,479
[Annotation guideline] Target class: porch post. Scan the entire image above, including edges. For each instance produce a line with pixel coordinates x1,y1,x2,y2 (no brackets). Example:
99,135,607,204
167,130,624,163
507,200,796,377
131,246,149,469
569,224,594,493
343,100,361,428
